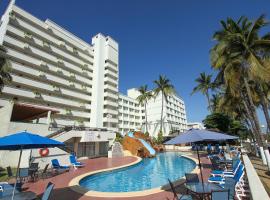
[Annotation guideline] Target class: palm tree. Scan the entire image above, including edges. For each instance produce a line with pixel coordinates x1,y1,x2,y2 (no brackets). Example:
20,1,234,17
210,94,221,113
136,85,153,133
211,15,270,166
192,72,214,112
153,75,174,134
0,45,12,92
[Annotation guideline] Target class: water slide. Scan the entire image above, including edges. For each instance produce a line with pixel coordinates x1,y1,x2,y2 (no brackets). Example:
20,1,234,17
127,132,156,156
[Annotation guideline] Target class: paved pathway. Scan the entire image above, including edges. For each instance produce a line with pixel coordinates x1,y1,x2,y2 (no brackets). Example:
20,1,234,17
23,153,212,200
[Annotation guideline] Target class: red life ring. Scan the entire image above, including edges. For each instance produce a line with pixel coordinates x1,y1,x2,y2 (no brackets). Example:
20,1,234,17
39,148,49,157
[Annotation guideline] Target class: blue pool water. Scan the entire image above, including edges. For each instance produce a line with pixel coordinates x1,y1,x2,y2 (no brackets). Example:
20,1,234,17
79,152,196,192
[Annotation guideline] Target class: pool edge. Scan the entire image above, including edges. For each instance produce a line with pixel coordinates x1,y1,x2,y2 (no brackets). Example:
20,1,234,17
69,153,199,197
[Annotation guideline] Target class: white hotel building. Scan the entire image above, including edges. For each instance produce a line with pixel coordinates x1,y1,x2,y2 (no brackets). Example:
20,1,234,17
0,1,187,166
119,89,187,137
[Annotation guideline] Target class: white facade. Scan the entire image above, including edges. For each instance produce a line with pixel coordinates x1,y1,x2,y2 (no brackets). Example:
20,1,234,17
187,122,205,130
0,3,118,131
0,1,117,164
119,88,187,137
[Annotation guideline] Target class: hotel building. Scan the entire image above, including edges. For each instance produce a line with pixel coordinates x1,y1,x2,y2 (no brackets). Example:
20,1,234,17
0,1,187,166
119,88,187,137
0,1,118,166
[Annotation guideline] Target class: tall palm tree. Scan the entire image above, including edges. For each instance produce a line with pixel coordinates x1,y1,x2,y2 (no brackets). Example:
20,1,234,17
0,45,12,92
211,15,270,167
210,94,221,113
136,85,153,133
192,72,214,112
153,75,174,134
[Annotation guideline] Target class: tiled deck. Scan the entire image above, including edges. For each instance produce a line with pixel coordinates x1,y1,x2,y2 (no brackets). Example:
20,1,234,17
23,153,211,200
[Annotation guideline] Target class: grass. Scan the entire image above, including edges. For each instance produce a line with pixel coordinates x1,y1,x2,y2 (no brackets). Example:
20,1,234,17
0,167,17,182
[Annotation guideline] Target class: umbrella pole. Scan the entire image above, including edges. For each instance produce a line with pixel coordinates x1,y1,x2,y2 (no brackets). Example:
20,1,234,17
12,148,22,200
196,145,205,193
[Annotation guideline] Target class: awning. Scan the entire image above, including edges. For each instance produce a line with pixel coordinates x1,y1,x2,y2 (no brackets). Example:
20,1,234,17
11,102,59,121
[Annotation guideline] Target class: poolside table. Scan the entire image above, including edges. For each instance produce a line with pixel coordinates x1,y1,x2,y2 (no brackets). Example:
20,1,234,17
0,183,37,200
185,182,222,200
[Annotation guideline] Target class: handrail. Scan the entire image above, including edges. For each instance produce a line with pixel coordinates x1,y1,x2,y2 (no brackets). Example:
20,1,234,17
242,154,269,200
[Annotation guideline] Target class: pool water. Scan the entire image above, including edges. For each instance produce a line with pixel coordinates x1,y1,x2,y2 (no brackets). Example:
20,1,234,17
79,152,196,192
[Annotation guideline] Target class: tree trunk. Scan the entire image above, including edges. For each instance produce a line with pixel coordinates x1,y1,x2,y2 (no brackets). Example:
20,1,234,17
243,78,270,168
206,90,212,112
145,102,148,133
257,84,270,133
160,93,164,134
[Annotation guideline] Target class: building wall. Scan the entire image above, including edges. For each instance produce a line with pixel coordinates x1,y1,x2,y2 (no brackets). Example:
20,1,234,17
0,4,119,130
118,88,187,137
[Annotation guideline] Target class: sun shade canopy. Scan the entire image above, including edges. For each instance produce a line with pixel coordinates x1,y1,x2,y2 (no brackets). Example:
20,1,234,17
0,131,64,150
164,129,238,145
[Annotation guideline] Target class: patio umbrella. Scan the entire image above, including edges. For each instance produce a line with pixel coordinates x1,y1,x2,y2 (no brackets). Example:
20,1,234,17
0,131,64,200
164,129,238,185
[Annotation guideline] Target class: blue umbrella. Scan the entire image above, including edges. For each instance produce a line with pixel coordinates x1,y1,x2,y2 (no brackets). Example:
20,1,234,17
0,131,64,199
164,129,238,186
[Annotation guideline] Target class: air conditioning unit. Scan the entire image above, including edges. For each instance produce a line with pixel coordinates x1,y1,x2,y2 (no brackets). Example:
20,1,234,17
40,61,48,68
57,59,64,65
59,40,66,47
43,41,50,48
69,82,75,88
53,86,61,92
56,67,63,74
23,43,30,50
34,92,42,98
38,71,46,78
70,73,76,79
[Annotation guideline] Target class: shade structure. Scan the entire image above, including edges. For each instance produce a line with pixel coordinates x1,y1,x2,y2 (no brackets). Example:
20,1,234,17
164,129,238,145
0,131,64,150
164,129,238,191
0,131,64,200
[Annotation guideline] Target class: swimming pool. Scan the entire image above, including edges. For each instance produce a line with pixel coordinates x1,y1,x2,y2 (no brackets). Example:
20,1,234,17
79,152,196,192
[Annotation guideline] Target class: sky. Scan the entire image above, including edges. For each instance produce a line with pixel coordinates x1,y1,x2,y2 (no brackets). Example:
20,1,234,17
1,0,270,124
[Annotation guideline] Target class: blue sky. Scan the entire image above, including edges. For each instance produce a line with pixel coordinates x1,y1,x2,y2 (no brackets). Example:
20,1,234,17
1,0,270,124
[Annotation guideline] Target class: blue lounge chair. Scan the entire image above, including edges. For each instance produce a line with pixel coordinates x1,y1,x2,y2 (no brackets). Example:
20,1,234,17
208,164,244,184
51,159,69,174
69,155,84,168
41,182,54,200
210,159,241,177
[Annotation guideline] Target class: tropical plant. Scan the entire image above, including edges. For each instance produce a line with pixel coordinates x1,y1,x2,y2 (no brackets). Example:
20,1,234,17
136,85,153,133
153,75,174,134
210,15,270,166
0,45,12,92
192,72,214,111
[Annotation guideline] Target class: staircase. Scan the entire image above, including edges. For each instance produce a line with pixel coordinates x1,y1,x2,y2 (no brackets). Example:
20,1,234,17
112,142,124,157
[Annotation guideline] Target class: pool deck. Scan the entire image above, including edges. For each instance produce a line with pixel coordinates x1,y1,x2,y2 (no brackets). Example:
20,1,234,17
23,153,212,200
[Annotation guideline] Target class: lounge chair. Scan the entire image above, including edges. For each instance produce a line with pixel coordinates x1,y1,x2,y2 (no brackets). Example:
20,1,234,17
210,159,241,177
69,155,84,168
51,159,69,174
208,164,244,184
211,190,230,200
168,179,193,200
41,182,54,200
